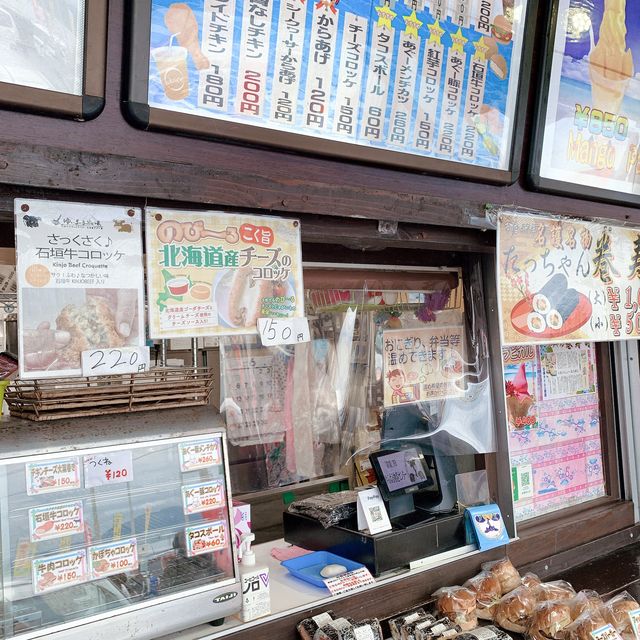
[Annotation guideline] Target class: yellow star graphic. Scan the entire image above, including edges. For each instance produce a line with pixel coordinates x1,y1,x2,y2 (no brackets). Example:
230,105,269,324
473,36,490,61
427,19,445,45
403,9,423,39
450,27,468,53
376,2,397,30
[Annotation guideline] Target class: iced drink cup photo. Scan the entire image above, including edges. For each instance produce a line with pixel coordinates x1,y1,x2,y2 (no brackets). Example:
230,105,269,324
152,46,190,101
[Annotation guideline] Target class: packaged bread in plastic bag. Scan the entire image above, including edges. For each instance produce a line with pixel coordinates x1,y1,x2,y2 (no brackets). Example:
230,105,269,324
482,558,521,595
534,580,576,603
521,573,542,590
563,611,609,640
433,586,478,631
602,591,640,640
493,585,538,634
525,600,573,640
464,571,503,620
569,590,603,620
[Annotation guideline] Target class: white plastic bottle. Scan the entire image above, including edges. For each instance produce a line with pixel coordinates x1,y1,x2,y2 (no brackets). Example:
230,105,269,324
238,533,271,622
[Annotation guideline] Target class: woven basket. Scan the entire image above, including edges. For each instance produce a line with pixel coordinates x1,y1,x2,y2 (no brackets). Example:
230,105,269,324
5,367,215,421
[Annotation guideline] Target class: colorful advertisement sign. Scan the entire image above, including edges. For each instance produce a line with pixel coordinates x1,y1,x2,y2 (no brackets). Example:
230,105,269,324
89,539,139,579
178,437,222,471
146,208,304,338
506,342,605,522
14,199,145,378
498,210,640,344
26,458,82,496
182,480,225,514
32,549,88,594
382,326,465,407
29,501,85,542
184,520,228,557
537,0,640,197
146,0,528,172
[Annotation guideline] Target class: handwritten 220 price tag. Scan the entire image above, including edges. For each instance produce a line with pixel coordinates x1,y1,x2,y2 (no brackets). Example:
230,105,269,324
258,317,310,347
323,567,376,596
84,450,134,488
81,346,150,377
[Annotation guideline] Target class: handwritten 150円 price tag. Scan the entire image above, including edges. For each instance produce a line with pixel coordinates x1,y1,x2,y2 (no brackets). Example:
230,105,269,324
81,346,150,377
258,317,310,347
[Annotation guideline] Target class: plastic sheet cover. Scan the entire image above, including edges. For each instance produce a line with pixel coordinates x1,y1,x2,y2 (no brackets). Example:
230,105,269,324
219,265,497,492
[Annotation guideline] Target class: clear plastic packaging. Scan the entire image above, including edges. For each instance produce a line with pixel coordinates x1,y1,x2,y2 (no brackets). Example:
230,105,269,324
493,585,538,634
482,558,522,595
569,590,603,620
288,491,358,529
602,591,640,640
414,617,462,640
298,611,337,640
463,571,503,620
401,614,438,640
525,600,573,640
433,586,478,631
389,609,428,640
564,611,609,640
533,581,576,603
521,573,542,590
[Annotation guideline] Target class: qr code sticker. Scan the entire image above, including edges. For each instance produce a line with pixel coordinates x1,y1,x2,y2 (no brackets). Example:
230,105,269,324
370,506,383,523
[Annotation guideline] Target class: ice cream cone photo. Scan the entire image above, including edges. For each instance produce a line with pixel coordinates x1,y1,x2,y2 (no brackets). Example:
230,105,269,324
588,0,634,114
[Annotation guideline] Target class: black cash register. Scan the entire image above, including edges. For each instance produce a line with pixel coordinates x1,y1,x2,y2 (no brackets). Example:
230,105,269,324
369,447,440,529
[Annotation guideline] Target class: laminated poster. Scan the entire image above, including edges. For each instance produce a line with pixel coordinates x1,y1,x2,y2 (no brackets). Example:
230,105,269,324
537,0,640,197
14,200,145,379
89,539,139,579
185,520,228,556
178,436,222,471
146,208,304,338
32,549,88,594
506,342,605,521
29,501,85,542
146,0,528,172
498,210,640,344
182,479,225,514
382,326,465,407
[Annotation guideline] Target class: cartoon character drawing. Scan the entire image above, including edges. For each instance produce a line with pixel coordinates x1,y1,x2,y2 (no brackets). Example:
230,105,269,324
387,368,415,404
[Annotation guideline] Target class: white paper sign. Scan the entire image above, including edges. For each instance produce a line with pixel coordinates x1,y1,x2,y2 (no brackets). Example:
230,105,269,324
89,538,138,579
84,450,134,488
26,458,81,496
81,346,150,377
590,624,623,640
32,549,88,594
258,317,310,347
323,567,376,596
356,487,392,535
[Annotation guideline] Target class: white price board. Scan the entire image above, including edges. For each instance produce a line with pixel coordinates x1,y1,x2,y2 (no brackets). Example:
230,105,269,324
81,346,150,377
258,317,310,346
84,450,134,488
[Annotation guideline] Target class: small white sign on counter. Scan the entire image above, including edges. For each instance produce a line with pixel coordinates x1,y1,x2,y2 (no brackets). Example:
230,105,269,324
356,487,392,535
84,450,134,488
323,567,376,596
81,346,150,377
258,317,310,347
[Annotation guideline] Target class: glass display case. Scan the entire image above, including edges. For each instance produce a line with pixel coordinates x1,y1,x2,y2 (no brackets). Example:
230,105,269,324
0,407,241,640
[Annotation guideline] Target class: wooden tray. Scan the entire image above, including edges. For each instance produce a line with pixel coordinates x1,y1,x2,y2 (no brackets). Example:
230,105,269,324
5,367,215,421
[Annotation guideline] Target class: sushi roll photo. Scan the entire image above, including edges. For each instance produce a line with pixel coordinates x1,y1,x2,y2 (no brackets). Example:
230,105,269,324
547,289,580,331
527,312,547,334
532,274,568,315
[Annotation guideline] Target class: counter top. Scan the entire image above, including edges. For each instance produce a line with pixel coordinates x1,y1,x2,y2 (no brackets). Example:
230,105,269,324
157,538,479,640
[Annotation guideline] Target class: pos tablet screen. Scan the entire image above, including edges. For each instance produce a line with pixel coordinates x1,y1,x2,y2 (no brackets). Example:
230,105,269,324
369,447,439,502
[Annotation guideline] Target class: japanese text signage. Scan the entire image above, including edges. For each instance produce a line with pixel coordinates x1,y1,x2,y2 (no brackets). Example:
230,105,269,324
178,437,222,471
182,480,225,514
89,539,139,579
145,0,528,173
26,458,82,496
29,501,85,542
536,0,640,199
146,208,304,337
32,550,88,594
84,450,134,488
382,326,465,407
498,211,640,344
14,199,145,379
185,520,228,556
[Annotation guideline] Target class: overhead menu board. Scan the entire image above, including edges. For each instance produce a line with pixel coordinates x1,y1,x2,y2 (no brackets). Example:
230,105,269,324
125,0,533,182
530,0,640,204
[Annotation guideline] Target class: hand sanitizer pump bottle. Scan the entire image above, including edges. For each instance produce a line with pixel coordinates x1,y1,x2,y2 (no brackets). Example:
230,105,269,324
238,533,271,622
